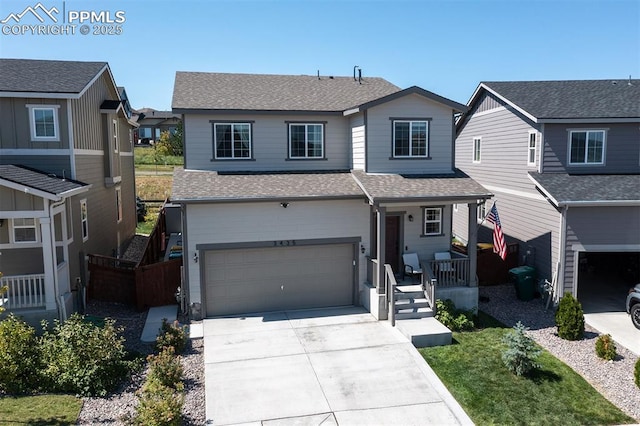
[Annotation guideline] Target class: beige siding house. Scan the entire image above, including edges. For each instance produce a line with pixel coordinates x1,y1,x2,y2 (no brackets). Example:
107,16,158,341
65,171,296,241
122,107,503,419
171,72,492,322
0,59,138,325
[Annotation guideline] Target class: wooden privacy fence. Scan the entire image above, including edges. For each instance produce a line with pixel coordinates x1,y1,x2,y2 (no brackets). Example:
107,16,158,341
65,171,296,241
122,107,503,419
88,254,182,311
87,202,183,311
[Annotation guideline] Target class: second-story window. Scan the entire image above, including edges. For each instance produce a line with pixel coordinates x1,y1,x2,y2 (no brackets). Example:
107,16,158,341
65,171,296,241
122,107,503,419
569,130,605,165
113,120,119,153
289,123,324,159
115,187,122,223
393,120,429,158
12,218,38,243
27,105,60,141
527,132,537,166
473,137,482,163
214,123,251,159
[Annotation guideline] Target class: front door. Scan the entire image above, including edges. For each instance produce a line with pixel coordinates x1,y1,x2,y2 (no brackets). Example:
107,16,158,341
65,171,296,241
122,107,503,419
385,215,401,273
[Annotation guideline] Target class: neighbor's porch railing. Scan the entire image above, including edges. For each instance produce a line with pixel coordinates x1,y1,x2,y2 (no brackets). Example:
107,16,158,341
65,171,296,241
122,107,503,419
422,262,437,317
428,252,470,288
0,273,46,310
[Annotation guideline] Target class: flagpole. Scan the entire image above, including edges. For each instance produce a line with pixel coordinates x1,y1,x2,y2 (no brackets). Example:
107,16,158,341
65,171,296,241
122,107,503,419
476,201,496,230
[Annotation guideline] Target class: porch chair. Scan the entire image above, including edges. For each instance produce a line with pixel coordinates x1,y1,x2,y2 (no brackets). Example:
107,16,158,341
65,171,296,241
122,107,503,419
434,252,455,273
402,253,423,283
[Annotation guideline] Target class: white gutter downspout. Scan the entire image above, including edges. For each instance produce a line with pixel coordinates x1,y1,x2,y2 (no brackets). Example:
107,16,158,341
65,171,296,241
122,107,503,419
49,198,65,320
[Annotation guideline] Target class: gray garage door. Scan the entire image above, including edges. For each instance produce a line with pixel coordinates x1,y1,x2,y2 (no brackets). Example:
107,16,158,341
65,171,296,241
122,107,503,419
204,243,355,317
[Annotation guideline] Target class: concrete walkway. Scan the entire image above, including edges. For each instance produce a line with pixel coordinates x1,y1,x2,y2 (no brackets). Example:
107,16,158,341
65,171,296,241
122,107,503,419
141,305,178,342
203,306,472,425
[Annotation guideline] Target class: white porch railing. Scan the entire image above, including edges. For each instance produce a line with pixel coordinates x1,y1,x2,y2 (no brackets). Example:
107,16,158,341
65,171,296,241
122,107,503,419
0,274,46,310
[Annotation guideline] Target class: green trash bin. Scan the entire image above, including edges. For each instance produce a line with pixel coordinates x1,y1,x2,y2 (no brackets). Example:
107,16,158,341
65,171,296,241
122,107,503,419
509,266,537,301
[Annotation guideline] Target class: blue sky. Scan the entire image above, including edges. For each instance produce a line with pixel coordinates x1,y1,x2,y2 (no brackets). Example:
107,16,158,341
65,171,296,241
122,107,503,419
1,0,638,110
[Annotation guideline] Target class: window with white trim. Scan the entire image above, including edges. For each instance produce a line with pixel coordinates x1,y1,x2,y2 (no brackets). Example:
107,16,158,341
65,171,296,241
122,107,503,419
527,132,537,166
12,218,38,243
393,120,428,157
27,105,60,141
115,187,122,223
113,119,119,153
569,130,605,165
473,137,481,163
477,201,486,222
289,123,324,158
213,123,251,159
423,207,442,236
80,199,89,241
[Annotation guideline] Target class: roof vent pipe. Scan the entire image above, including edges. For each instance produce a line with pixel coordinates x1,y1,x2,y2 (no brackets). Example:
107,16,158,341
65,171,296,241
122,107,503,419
358,68,362,84
629,75,633,86
317,70,320,80
353,65,359,81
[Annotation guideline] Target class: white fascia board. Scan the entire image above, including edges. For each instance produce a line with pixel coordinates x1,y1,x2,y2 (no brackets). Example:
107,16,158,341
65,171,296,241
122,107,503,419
57,184,91,199
527,174,560,207
343,107,360,116
0,178,61,201
479,84,539,123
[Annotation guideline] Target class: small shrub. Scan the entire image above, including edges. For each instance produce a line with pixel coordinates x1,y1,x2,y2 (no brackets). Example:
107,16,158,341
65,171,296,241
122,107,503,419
435,299,475,332
555,292,585,340
147,346,183,389
39,313,129,396
502,321,541,376
595,334,617,361
156,319,188,354
134,379,184,426
0,314,40,393
635,358,640,389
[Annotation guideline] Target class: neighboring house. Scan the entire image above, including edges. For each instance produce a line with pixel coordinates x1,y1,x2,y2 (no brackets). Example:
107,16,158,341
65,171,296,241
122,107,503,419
133,108,181,145
0,59,138,325
171,71,492,320
453,79,640,303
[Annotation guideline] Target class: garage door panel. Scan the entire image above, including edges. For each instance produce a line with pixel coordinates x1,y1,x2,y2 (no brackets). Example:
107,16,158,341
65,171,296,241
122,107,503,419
204,244,354,317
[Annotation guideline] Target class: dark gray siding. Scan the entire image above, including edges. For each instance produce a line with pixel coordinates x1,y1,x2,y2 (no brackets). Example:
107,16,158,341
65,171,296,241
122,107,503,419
71,73,118,151
0,248,44,275
542,123,640,174
0,98,69,149
0,186,45,211
0,155,71,177
454,102,560,282
562,206,640,294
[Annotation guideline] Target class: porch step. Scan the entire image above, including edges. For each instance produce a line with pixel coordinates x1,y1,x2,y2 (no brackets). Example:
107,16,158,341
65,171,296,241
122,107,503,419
396,317,452,348
395,306,434,320
394,297,430,309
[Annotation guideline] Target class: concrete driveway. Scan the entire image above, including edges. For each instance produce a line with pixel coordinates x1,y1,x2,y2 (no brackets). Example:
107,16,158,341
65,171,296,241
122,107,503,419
203,306,472,425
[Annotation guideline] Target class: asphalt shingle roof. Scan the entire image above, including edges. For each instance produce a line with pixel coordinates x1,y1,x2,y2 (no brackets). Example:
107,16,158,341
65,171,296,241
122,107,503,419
483,80,640,119
529,172,640,205
0,59,107,94
171,168,365,202
351,170,492,203
172,72,401,111
0,165,89,196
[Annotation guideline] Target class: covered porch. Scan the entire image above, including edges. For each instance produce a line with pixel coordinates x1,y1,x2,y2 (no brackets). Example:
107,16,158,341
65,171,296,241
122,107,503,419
351,170,492,321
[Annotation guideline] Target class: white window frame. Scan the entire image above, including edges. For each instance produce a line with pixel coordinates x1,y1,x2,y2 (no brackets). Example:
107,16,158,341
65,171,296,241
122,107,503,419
27,104,60,141
288,123,324,159
527,131,537,166
213,122,252,159
393,120,429,158
115,187,122,223
10,218,39,243
422,207,443,236
80,199,89,242
453,203,458,212
473,137,482,163
113,119,119,153
477,201,486,223
568,129,606,165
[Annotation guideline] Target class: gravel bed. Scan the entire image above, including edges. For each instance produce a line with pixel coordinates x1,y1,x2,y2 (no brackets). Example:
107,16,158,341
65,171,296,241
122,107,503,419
480,284,640,422
120,235,149,264
77,301,205,425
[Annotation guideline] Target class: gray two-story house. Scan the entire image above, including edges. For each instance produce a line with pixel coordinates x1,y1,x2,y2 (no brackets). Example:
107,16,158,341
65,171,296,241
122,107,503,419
453,80,640,305
0,59,138,324
171,71,492,322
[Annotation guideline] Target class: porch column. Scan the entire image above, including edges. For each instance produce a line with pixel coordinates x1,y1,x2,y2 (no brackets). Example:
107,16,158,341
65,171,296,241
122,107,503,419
467,202,478,287
376,206,386,294
40,217,57,310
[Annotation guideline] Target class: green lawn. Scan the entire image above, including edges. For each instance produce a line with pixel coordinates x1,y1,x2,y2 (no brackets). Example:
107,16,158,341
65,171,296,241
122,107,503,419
0,394,82,426
420,312,635,425
134,147,183,167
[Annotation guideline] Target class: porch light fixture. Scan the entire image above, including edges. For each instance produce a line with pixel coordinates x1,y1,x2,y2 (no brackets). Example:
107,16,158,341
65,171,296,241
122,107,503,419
360,244,366,254
280,202,289,208
408,215,414,222
193,253,198,263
